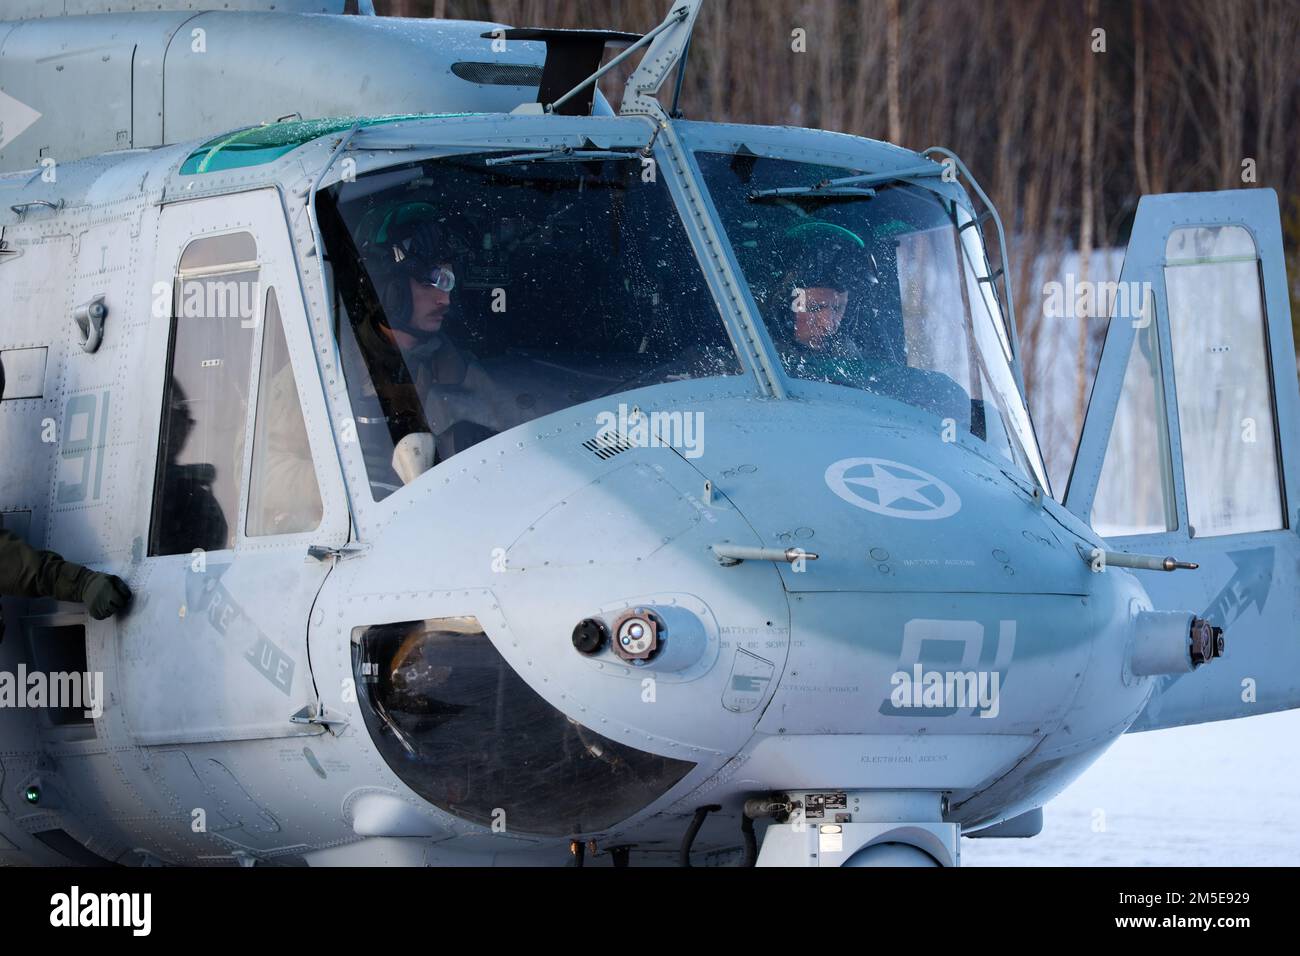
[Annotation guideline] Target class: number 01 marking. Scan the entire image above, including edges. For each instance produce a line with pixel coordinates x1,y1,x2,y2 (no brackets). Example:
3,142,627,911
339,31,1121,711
56,391,111,504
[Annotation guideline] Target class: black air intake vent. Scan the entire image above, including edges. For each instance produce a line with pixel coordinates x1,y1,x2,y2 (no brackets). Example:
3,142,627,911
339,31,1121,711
450,62,544,87
582,434,634,461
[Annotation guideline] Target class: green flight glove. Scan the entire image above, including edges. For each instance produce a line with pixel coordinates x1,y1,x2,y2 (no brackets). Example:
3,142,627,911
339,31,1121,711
81,573,132,620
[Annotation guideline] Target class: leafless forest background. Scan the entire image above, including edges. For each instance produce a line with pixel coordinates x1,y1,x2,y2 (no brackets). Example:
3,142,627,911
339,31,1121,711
377,0,1299,457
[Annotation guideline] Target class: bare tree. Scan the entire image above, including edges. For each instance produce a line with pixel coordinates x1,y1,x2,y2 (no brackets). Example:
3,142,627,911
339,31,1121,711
1076,0,1098,434
886,0,902,143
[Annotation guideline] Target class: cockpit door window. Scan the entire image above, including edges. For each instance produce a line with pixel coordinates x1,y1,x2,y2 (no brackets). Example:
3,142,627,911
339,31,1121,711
149,232,259,556
1165,225,1283,537
246,287,324,536
1089,292,1177,537
1068,192,1295,542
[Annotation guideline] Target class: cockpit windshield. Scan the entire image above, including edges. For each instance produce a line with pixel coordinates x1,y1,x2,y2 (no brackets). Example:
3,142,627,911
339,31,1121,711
697,152,1049,490
317,153,742,500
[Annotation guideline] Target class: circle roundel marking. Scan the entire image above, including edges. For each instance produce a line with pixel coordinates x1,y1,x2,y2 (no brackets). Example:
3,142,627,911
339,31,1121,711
824,457,961,520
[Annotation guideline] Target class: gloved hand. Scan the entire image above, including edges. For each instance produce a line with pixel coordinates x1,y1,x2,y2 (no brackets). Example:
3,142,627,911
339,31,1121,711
81,573,132,620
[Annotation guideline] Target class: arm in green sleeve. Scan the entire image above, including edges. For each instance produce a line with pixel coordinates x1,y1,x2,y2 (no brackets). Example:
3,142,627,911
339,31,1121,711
0,528,94,602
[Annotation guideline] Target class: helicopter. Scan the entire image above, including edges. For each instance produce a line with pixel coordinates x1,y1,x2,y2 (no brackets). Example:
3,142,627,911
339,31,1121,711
0,0,1294,866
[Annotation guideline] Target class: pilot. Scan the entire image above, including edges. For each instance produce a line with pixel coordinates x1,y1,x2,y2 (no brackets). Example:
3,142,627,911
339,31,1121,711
775,220,970,420
357,204,507,467
0,358,131,640
777,220,888,384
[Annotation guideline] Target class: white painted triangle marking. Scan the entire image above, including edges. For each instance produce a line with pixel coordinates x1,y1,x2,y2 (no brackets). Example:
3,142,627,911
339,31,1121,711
0,90,42,152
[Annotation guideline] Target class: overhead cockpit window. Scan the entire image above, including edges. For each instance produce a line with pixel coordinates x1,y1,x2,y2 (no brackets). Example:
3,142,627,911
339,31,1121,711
697,152,1049,490
352,617,695,835
150,232,259,556
317,153,743,502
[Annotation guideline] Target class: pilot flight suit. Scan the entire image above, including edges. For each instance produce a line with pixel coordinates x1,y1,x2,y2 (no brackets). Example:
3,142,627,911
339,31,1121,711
399,330,513,458
343,318,513,489
0,360,131,640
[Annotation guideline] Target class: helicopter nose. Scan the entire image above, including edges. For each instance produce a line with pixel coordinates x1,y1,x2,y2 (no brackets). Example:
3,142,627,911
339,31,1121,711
662,394,1156,786
327,399,799,836
329,390,1152,839
679,396,1085,597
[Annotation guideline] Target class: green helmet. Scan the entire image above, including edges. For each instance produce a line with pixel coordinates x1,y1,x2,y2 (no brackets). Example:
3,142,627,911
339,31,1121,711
783,220,873,293
375,202,454,275
362,202,459,335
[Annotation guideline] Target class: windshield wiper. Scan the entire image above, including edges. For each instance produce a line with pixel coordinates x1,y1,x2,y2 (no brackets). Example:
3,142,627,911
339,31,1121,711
748,161,944,200
749,185,879,200
484,145,642,167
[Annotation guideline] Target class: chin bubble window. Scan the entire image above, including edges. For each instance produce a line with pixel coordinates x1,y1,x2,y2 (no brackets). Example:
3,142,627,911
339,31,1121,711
352,617,695,835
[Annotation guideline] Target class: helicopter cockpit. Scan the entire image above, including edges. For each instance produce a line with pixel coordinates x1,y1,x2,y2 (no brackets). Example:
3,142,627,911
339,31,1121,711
315,134,1049,502
695,150,1049,490
317,152,744,501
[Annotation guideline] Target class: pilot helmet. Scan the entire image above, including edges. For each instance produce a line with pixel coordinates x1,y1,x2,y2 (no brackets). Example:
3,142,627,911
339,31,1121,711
783,220,875,295
366,202,460,335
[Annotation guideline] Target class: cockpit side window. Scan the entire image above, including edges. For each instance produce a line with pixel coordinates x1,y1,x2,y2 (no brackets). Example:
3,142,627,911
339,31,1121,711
317,154,744,502
246,288,324,537
149,232,259,556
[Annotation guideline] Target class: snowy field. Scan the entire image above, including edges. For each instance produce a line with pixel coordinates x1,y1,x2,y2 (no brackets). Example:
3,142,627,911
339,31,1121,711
961,708,1300,866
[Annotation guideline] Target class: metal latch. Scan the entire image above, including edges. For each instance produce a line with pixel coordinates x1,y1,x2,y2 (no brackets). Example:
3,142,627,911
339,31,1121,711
308,543,369,563
290,703,348,731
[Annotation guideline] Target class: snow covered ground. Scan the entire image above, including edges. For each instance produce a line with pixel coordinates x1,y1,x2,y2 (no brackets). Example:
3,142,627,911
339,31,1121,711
961,708,1300,865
